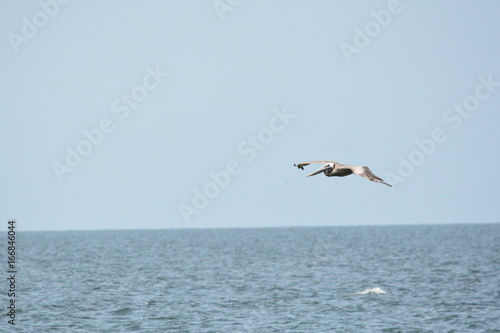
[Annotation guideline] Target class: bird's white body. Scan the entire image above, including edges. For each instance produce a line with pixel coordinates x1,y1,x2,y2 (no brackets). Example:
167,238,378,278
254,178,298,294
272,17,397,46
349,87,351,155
294,160,392,187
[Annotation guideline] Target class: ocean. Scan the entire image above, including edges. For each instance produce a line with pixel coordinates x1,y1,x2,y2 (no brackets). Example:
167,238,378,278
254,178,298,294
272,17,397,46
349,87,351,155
2,224,499,332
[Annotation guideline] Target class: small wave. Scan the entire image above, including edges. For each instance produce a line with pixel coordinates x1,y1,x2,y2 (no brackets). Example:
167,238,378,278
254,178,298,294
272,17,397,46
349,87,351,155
111,307,133,315
349,287,386,296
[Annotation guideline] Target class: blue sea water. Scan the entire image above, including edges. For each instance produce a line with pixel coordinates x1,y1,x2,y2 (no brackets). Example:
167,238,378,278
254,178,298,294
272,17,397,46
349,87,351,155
2,224,499,332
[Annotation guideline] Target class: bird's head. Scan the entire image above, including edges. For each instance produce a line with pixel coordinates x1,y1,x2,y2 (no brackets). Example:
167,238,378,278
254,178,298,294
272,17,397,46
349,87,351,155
307,163,334,177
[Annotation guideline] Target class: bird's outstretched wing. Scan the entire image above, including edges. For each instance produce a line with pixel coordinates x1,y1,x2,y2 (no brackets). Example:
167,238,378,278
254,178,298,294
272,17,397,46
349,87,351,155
294,161,336,170
354,166,392,187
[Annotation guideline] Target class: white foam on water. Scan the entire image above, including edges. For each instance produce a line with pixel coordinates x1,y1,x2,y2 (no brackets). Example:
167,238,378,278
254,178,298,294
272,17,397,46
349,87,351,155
349,287,386,295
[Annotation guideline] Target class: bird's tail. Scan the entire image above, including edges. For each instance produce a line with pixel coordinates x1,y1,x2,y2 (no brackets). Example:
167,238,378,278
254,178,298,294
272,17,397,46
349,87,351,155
368,171,392,187
373,176,392,187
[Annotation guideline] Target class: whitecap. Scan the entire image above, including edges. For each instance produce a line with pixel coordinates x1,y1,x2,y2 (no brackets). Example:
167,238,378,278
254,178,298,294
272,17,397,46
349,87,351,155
349,287,386,295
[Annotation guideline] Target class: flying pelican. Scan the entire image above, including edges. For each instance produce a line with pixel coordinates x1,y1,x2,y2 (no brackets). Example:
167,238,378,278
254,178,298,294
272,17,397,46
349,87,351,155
294,160,392,187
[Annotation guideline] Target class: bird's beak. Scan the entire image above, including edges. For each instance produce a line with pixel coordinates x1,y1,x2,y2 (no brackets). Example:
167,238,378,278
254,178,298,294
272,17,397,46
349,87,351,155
307,164,332,177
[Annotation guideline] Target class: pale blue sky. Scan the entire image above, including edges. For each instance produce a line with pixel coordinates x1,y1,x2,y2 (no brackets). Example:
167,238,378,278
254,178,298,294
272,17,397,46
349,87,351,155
1,1,499,231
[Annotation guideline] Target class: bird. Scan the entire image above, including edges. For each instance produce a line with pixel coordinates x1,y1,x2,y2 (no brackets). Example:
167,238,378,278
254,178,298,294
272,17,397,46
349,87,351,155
294,160,392,187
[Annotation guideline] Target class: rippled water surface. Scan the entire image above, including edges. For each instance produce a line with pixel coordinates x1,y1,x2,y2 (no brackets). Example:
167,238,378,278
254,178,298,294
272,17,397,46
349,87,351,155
3,224,500,332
